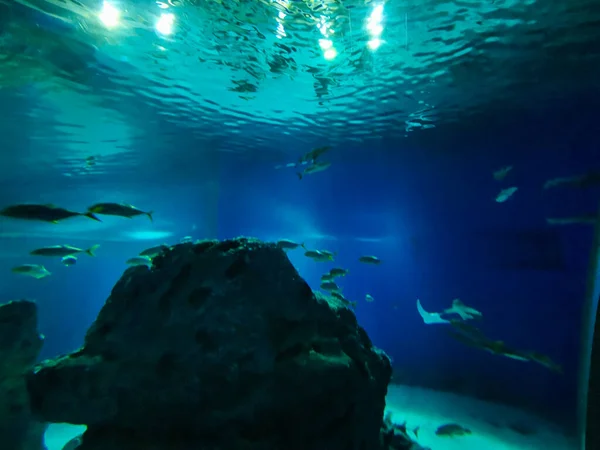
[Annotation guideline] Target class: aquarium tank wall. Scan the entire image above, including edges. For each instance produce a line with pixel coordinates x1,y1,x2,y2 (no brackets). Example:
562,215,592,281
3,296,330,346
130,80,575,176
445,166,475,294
0,1,599,450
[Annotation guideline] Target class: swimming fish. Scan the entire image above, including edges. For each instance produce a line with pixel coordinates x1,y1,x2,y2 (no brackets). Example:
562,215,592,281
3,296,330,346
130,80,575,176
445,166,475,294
297,161,331,180
139,244,169,258
304,249,335,262
180,236,193,244
442,299,482,321
365,294,375,302
12,264,51,279
126,256,152,267
328,267,349,277
276,239,304,250
416,299,450,325
87,203,153,221
320,281,341,292
0,204,101,223
359,255,381,264
446,320,551,365
493,165,513,181
495,187,518,203
85,156,96,168
435,423,471,437
61,255,77,267
330,291,357,308
299,145,331,164
30,244,99,257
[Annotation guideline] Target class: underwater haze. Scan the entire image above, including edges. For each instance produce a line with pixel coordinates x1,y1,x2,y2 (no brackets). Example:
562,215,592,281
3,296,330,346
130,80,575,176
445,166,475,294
1,0,599,449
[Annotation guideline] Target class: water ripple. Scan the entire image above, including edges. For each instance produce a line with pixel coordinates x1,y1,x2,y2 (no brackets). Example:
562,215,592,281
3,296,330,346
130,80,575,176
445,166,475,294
0,0,598,178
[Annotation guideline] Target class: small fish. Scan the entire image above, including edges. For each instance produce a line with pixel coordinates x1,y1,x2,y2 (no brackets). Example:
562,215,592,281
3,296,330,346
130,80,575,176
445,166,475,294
359,255,381,264
304,249,335,262
85,156,96,168
297,161,331,180
30,244,99,257
330,291,346,301
331,291,356,308
443,299,482,321
320,281,341,292
435,423,471,437
365,294,375,302
321,273,334,282
87,203,153,221
493,165,513,181
139,244,169,258
329,267,349,277
276,239,304,250
61,255,77,266
298,145,331,164
495,186,518,203
0,204,101,223
12,264,51,279
126,256,152,267
180,236,193,244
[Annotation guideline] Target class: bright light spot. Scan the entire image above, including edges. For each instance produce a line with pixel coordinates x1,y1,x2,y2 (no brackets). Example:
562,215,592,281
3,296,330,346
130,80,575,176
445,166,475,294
274,1,289,39
367,38,381,50
319,39,333,50
366,3,384,50
318,16,332,37
370,4,384,23
323,48,337,60
156,12,175,35
99,1,120,28
276,22,286,38
367,22,383,36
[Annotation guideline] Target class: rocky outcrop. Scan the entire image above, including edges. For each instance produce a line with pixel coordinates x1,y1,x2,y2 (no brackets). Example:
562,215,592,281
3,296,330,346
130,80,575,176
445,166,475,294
0,300,46,450
379,413,430,450
26,238,392,450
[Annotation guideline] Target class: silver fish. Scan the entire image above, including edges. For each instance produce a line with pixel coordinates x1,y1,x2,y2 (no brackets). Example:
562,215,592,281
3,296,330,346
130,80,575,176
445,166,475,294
12,264,51,279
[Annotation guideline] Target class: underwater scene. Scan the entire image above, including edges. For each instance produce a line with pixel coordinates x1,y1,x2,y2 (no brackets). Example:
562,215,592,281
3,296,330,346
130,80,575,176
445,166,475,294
1,0,599,449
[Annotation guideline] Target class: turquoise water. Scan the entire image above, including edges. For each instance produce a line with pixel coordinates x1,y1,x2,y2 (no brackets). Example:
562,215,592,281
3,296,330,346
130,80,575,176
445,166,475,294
1,0,600,449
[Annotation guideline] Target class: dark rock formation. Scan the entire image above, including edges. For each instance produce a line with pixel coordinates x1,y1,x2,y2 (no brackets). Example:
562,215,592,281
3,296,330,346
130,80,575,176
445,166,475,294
0,300,46,450
27,238,393,450
379,413,430,450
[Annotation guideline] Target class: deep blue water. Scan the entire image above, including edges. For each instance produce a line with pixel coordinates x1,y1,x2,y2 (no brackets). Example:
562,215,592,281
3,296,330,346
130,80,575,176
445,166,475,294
1,101,597,436
0,1,599,441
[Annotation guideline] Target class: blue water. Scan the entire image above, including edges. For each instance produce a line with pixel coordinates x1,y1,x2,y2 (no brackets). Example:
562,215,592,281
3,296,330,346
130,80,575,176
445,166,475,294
1,1,599,449
2,106,596,425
